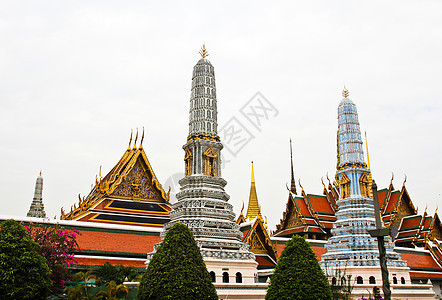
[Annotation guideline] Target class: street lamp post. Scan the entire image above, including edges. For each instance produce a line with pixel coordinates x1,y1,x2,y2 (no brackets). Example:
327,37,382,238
368,180,391,300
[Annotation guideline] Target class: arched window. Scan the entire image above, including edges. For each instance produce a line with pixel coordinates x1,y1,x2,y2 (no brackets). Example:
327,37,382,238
369,276,376,284
332,277,337,285
341,277,346,286
222,272,229,283
356,276,363,284
401,277,405,284
393,276,397,284
210,271,215,283
236,272,242,283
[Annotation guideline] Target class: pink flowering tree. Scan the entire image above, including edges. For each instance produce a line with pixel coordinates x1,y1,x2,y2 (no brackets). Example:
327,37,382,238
24,224,81,295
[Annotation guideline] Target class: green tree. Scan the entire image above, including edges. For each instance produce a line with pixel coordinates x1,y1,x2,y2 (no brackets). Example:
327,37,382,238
138,222,217,300
94,281,129,300
96,262,140,285
0,219,52,299
266,235,332,300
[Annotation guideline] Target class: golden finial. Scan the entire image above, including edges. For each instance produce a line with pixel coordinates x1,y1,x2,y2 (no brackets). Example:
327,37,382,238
99,166,102,179
251,161,255,183
128,129,133,150
240,200,244,215
364,131,371,170
199,44,209,58
133,128,138,149
403,174,407,186
39,170,42,176
139,127,145,149
342,86,349,98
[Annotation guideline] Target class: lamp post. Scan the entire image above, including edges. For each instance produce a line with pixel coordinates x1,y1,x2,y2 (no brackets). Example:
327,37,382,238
368,180,391,300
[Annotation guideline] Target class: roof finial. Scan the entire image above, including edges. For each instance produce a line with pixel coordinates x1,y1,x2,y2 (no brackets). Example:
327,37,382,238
290,139,297,194
199,44,209,58
365,131,371,170
39,170,42,177
251,161,255,183
246,161,261,220
342,86,349,98
139,127,145,149
133,128,138,149
128,129,133,151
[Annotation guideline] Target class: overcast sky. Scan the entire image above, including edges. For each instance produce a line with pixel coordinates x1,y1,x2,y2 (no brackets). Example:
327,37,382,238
1,1,441,230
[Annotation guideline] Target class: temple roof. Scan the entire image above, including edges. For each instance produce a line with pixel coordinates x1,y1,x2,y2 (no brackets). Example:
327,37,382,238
61,131,171,226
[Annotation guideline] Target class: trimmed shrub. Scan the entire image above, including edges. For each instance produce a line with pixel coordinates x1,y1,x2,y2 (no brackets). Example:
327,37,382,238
138,222,217,300
266,235,332,300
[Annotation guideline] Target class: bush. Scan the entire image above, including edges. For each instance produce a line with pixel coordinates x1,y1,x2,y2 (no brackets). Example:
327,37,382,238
0,219,52,299
266,235,332,300
138,222,217,300
96,262,140,286
25,223,81,294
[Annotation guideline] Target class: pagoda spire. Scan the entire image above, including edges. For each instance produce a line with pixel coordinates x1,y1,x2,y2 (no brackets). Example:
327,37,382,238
27,172,47,218
246,161,262,220
289,139,297,194
187,45,219,143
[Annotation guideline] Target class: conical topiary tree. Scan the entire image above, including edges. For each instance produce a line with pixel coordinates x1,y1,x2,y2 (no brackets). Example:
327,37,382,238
266,235,332,300
138,222,217,300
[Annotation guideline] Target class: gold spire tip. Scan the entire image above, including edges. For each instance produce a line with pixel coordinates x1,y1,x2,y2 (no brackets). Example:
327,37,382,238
199,44,209,58
251,161,255,183
342,86,349,98
139,127,145,149
128,129,133,150
133,127,138,149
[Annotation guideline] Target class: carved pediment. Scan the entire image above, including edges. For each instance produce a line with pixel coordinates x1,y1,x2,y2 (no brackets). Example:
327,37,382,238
111,158,163,201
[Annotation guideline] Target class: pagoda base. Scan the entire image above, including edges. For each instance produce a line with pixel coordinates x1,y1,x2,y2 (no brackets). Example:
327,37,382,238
325,266,435,299
205,258,258,284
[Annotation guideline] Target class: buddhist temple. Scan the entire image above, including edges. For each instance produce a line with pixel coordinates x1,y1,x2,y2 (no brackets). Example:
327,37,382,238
2,48,442,299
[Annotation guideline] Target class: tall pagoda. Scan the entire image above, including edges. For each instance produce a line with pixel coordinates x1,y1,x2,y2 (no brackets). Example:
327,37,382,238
149,45,258,284
27,172,47,218
320,88,435,298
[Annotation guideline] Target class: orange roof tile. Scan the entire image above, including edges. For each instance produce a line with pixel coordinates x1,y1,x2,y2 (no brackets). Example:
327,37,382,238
384,191,400,213
76,230,161,254
307,195,334,214
399,251,441,270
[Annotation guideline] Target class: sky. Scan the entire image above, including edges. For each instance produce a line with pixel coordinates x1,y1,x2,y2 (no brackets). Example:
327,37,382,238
1,1,441,230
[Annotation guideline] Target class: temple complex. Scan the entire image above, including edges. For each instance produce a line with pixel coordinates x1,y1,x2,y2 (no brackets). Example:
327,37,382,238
3,47,442,299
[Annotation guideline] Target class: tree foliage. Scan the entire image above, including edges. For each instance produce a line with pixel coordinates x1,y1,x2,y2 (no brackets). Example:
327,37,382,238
25,223,81,294
266,235,332,300
138,222,217,300
0,219,52,299
96,262,140,286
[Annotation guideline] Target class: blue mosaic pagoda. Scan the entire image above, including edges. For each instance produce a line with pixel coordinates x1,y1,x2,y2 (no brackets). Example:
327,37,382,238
321,88,406,268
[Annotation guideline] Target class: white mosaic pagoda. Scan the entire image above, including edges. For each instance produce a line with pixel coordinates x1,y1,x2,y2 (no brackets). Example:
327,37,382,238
27,172,47,218
320,88,434,299
148,46,258,287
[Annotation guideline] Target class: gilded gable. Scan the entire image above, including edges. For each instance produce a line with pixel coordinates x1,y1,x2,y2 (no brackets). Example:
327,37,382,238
110,157,163,201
